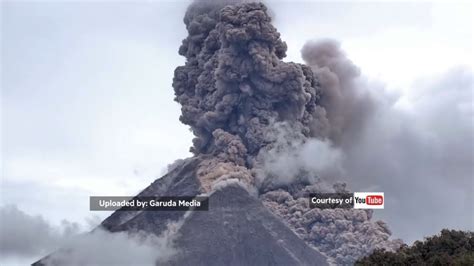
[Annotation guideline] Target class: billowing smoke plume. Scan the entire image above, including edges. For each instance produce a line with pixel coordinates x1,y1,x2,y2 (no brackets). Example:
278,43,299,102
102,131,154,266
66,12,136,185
300,39,473,242
172,1,403,264
302,39,375,147
173,1,330,191
173,1,319,159
253,121,344,187
261,187,402,265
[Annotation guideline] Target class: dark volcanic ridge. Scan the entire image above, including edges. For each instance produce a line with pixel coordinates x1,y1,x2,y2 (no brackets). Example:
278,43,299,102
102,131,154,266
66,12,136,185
35,1,402,265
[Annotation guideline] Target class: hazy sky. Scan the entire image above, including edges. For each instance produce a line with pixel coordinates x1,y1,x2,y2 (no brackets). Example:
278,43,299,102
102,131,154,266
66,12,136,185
1,0,473,264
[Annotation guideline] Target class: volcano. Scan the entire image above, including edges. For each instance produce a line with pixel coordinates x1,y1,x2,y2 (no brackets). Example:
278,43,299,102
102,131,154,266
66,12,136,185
34,1,401,265
34,158,329,265
101,158,329,266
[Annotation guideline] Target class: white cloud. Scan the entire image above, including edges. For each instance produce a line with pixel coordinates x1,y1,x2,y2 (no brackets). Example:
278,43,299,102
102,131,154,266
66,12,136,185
0,205,176,266
43,228,175,266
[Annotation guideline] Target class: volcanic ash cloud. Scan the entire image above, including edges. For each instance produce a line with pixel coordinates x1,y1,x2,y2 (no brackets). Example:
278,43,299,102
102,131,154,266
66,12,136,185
171,1,403,264
173,1,324,190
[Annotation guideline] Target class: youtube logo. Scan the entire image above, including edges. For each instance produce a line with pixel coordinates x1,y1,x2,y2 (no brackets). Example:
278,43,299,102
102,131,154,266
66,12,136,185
353,192,384,209
366,195,383,205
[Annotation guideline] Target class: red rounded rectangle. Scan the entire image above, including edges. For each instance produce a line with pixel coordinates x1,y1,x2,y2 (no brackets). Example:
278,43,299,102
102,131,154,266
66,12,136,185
366,195,383,205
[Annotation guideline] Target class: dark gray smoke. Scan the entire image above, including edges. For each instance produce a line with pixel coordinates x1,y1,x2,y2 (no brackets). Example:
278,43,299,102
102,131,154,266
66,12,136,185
173,1,319,159
300,38,473,243
338,66,474,242
261,186,402,265
302,39,375,147
172,1,403,264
